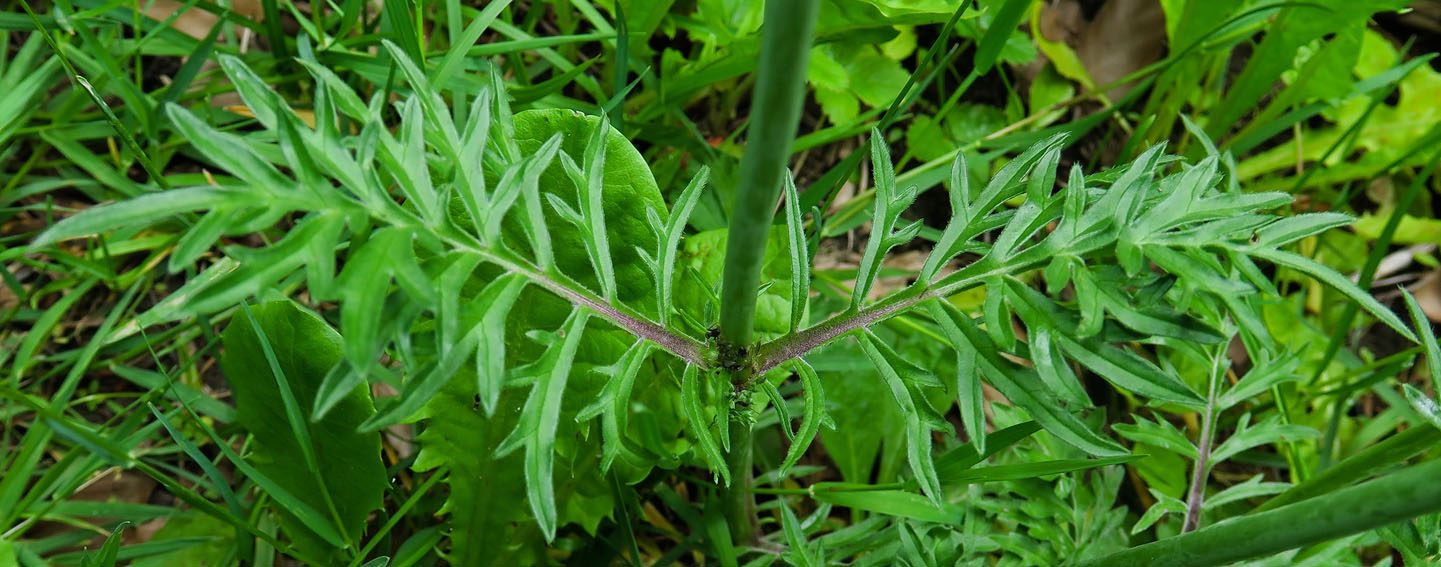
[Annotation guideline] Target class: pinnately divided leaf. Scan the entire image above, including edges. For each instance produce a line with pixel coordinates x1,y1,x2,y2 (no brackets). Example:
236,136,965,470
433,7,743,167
856,330,943,507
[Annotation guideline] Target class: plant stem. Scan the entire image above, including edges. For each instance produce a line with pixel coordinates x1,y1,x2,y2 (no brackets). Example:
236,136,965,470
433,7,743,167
1182,345,1226,532
722,412,756,544
1071,456,1441,567
718,0,820,358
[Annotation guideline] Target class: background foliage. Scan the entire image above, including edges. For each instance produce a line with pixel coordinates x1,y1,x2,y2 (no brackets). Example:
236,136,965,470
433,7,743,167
3,0,1441,566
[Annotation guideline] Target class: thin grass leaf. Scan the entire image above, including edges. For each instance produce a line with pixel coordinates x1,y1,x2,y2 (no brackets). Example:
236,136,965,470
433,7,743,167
1247,247,1416,342
81,521,128,567
779,497,816,567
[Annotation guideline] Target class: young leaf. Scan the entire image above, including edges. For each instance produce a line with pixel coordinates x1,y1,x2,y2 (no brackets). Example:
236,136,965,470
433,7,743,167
659,168,711,327
851,127,919,310
683,364,731,486
920,152,971,283
783,173,810,333
577,340,653,472
781,359,827,474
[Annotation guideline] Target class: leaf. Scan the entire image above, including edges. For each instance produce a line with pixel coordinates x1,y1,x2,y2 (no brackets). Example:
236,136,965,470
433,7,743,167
1054,333,1204,407
782,359,828,474
510,109,667,305
1211,414,1320,464
783,174,811,333
1114,416,1198,459
411,372,548,565
779,497,818,567
33,188,264,247
1217,351,1303,409
334,226,434,372
220,301,386,563
523,312,590,541
856,330,944,506
938,455,1141,485
165,103,295,190
1254,213,1355,247
929,298,1127,457
683,364,731,486
658,168,711,327
579,340,652,472
475,274,531,416
1247,247,1417,342
974,0,1033,75
811,489,964,525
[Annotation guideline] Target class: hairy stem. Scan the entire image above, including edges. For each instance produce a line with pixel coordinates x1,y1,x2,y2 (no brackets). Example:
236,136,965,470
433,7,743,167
1182,345,1226,532
718,0,820,354
722,414,756,544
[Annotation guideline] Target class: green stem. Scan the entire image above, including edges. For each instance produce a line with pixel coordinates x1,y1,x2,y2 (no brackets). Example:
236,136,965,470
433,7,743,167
718,0,821,357
1072,457,1441,567
722,413,756,544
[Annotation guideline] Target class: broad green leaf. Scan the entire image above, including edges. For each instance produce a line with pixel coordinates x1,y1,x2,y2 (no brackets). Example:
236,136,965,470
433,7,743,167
412,374,548,566
677,226,795,334
220,301,386,563
974,0,1033,75
510,109,667,306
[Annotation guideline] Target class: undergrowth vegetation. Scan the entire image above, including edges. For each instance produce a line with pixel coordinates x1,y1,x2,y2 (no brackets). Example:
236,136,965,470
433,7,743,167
3,0,1441,566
